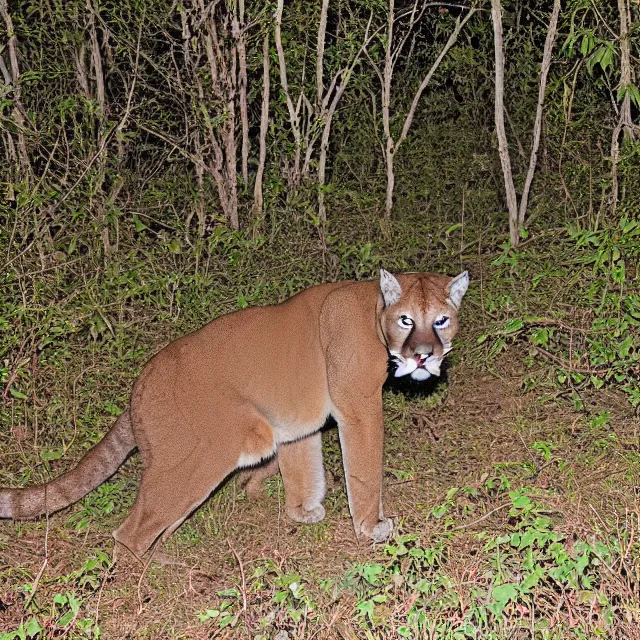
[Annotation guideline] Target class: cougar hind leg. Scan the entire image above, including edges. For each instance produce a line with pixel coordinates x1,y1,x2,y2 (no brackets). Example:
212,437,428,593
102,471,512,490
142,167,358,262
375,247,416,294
238,457,280,500
113,454,233,559
278,432,326,524
113,410,276,560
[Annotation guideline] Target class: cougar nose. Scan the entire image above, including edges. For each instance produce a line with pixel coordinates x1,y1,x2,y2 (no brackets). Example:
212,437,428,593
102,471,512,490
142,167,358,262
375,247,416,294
414,344,432,356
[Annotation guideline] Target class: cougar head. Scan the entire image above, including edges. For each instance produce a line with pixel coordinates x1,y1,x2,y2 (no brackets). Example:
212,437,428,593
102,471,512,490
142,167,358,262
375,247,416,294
377,269,469,381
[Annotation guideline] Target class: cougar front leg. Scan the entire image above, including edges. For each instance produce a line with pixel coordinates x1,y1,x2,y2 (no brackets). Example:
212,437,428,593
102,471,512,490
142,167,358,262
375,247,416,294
334,403,392,542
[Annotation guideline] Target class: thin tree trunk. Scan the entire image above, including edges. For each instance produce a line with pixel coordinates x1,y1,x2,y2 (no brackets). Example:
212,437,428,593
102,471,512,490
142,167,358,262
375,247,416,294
275,0,302,186
200,6,239,230
617,0,635,142
0,0,29,177
517,0,561,228
316,13,373,224
609,0,637,217
87,0,105,113
610,121,623,217
86,0,110,253
382,0,395,219
253,32,270,223
318,75,348,224
491,0,519,246
225,17,239,230
316,0,330,105
234,0,249,185
384,138,395,220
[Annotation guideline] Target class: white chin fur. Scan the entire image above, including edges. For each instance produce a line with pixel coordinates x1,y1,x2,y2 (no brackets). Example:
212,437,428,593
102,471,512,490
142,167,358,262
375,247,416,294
423,357,442,376
393,358,418,377
411,368,432,381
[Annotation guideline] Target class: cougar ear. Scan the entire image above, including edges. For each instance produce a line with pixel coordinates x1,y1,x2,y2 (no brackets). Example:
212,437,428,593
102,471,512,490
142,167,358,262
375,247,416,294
379,269,402,307
447,270,469,310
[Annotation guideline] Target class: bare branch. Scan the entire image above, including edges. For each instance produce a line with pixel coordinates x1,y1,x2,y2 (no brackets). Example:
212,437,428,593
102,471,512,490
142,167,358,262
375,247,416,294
316,0,330,105
491,0,519,245
253,32,270,221
0,0,29,175
233,5,250,185
517,0,561,228
87,0,105,113
396,8,477,154
617,0,636,142
274,0,301,144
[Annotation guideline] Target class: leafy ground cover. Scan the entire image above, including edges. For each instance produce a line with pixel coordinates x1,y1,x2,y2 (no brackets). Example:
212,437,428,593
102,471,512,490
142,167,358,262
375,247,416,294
1,212,639,638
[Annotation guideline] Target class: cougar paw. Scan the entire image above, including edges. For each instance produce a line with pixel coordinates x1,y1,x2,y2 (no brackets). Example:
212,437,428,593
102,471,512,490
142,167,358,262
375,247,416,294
361,517,394,542
286,503,326,524
237,458,280,500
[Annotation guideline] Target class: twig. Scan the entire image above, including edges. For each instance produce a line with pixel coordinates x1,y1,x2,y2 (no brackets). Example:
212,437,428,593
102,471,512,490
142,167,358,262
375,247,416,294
137,544,156,614
534,346,612,375
523,317,604,334
24,505,51,609
24,558,48,610
451,502,511,531
227,538,247,621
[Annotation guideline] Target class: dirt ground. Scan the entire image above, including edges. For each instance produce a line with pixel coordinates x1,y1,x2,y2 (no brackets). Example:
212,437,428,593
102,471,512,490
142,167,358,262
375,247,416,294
2,342,639,638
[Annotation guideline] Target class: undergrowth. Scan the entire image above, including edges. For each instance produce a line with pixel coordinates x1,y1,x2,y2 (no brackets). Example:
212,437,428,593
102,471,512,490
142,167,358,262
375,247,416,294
2,209,640,638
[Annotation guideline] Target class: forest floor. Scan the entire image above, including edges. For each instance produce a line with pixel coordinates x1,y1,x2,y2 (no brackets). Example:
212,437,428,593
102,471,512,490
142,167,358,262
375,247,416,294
1,344,639,638
1,223,639,639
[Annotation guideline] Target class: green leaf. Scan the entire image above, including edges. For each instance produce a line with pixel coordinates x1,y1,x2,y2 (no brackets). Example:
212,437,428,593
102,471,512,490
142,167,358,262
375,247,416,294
362,563,384,584
504,318,524,333
431,503,449,519
492,583,519,604
511,494,531,509
9,387,28,400
617,335,633,358
600,44,613,72
40,449,64,461
218,614,236,628
531,327,549,347
446,487,459,500
197,609,219,622
132,215,147,232
25,618,43,639
356,599,375,622
57,610,75,627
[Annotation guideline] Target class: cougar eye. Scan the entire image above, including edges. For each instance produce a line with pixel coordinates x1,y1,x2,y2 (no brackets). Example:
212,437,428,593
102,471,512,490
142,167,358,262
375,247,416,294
398,315,414,329
434,316,450,329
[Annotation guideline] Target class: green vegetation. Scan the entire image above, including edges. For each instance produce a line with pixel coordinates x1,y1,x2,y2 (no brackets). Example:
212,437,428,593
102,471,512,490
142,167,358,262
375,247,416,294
1,0,639,637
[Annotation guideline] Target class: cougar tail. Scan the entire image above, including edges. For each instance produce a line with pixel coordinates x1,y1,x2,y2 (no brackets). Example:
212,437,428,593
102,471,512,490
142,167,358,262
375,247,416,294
0,410,136,519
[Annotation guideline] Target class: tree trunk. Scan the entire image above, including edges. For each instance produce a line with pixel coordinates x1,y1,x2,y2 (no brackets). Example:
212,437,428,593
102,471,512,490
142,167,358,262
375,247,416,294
253,33,270,224
491,0,519,246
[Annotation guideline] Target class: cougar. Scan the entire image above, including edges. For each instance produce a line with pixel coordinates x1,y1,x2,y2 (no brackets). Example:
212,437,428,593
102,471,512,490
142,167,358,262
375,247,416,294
0,269,468,559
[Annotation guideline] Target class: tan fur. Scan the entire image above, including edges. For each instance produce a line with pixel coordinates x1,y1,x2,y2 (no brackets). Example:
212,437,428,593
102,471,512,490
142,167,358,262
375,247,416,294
0,270,468,559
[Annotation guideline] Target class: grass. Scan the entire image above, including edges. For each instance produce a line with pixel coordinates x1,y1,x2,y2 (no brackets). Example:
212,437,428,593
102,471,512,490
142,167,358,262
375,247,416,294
1,211,639,638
